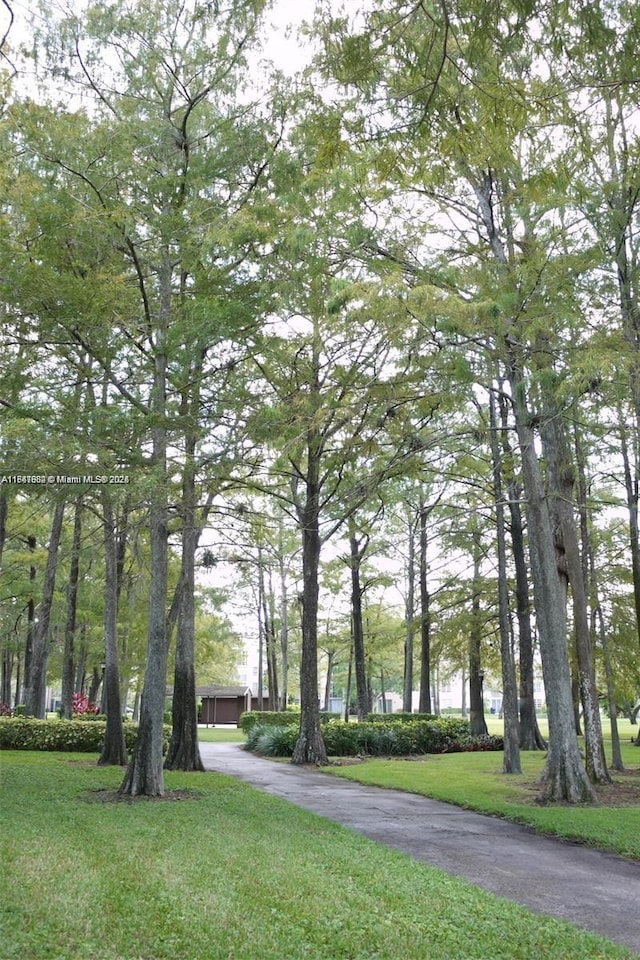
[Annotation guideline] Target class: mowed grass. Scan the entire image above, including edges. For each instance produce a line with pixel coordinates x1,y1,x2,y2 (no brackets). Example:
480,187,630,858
1,752,635,960
197,725,245,743
323,720,640,860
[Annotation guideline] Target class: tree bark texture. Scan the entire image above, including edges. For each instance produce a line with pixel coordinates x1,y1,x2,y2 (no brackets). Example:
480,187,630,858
489,390,521,772
468,530,488,737
403,510,416,713
292,437,327,765
499,392,546,750
120,261,170,797
418,498,432,714
60,498,82,720
165,448,204,772
99,495,128,766
541,413,610,784
510,371,595,802
25,500,65,718
349,523,369,722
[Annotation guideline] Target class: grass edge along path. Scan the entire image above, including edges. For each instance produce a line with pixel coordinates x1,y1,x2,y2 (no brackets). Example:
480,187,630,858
0,751,635,960
321,745,640,861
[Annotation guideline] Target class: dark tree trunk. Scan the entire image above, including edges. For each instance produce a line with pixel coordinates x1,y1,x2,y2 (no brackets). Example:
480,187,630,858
510,369,595,802
468,530,488,737
165,450,204,772
489,390,521,772
21,535,37,704
418,497,432,714
279,542,289,710
74,627,87,695
1,647,13,707
618,408,640,653
0,491,7,568
574,425,624,772
260,555,279,712
349,521,369,722
61,498,82,721
292,435,327,765
499,392,546,750
344,643,353,721
403,510,416,713
25,500,65,718
88,665,103,706
99,495,128,766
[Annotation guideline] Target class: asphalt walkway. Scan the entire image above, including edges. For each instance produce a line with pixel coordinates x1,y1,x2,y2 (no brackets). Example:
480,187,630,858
199,741,640,955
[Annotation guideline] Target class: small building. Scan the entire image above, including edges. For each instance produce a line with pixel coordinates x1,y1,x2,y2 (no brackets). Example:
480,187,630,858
197,685,253,726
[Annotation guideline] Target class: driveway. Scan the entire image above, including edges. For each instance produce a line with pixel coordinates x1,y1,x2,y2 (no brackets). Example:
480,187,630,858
199,741,640,955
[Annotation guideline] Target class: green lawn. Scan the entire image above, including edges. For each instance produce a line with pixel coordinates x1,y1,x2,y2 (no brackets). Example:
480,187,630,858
1,751,635,960
322,727,640,860
197,725,245,743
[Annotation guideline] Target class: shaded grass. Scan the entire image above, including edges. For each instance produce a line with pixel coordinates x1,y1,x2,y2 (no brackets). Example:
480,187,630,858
324,736,640,860
1,751,635,960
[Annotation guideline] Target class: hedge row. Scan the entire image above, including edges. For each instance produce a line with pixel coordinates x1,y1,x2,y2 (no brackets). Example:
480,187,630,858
365,712,439,723
244,717,503,758
0,717,171,753
238,710,341,734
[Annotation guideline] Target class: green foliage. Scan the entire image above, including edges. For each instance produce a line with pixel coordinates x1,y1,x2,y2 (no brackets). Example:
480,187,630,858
0,717,170,753
239,710,300,734
244,717,503,758
366,712,438,723
239,710,341,734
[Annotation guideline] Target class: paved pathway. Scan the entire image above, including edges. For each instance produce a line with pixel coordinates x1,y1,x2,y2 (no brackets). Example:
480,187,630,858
199,741,640,955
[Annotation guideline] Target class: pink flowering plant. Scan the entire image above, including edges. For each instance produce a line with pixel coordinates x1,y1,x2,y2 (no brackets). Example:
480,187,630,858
72,692,100,716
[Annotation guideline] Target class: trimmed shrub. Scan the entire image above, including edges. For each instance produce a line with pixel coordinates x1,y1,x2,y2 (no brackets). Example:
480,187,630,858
0,717,171,753
365,712,438,723
239,710,342,734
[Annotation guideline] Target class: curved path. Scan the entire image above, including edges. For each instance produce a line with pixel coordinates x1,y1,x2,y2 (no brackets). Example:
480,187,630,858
199,741,640,955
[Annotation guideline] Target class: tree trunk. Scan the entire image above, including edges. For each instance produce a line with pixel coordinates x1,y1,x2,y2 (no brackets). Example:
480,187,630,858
349,522,369,722
541,413,610,784
25,500,65,718
74,627,87,695
291,434,327,765
574,426,624,772
344,643,353,721
403,510,416,712
509,369,595,802
279,541,289,710
499,391,546,749
418,497,432,714
262,561,279,712
468,529,488,737
0,491,7,569
61,498,82,721
99,494,128,766
165,437,204,771
21,535,37,704
489,390,521,772
618,407,640,653
323,648,336,712
120,260,170,797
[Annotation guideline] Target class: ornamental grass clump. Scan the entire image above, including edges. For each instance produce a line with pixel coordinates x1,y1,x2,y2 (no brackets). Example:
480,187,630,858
243,717,504,759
